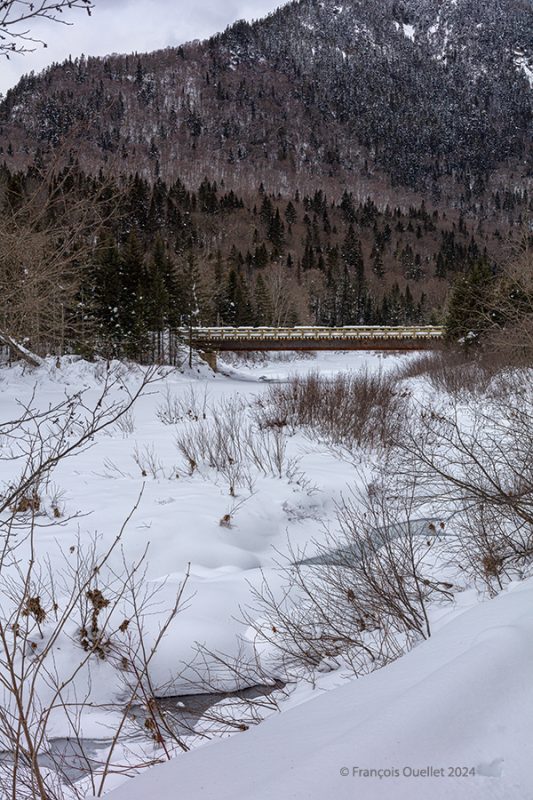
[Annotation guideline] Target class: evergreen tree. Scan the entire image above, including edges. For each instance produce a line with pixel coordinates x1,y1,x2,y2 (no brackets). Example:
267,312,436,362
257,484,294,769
221,269,253,326
213,250,226,325
89,232,123,352
342,225,364,286
120,229,149,357
388,283,404,325
267,208,285,256
254,243,269,269
254,274,273,325
259,195,273,227
404,284,415,322
284,200,297,228
435,251,446,279
178,251,205,328
340,191,356,223
372,247,385,278
145,237,173,357
337,264,357,325
445,261,495,343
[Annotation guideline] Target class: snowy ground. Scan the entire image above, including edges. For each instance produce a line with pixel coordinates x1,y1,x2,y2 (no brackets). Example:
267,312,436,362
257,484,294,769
0,349,530,799
109,575,533,800
0,351,404,719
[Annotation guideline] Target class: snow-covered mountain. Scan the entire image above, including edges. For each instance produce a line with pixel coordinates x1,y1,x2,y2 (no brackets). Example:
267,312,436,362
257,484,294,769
0,0,531,203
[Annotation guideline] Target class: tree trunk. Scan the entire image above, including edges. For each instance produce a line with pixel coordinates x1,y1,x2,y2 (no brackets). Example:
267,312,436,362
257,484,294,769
0,331,43,368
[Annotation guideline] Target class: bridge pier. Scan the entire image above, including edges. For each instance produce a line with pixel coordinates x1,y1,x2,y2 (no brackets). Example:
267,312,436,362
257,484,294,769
198,349,217,372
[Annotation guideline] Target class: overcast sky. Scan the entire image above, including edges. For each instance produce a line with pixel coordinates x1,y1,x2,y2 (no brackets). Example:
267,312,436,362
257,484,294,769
0,0,286,96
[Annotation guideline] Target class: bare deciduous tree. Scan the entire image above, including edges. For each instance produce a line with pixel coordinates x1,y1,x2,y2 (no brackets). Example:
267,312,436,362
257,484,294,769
0,160,123,363
0,364,201,799
484,231,533,363
1,0,93,58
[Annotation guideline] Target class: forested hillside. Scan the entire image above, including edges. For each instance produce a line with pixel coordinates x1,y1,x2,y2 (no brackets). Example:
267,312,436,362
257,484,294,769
1,161,526,357
0,0,532,357
1,0,531,206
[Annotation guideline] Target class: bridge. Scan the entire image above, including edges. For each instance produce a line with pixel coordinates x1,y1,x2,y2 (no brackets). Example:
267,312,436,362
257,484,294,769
180,326,444,369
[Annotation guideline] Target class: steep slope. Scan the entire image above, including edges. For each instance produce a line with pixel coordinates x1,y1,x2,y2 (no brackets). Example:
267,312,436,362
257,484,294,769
0,0,531,205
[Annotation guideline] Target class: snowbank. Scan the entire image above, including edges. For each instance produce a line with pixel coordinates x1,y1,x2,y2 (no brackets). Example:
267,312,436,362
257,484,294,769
108,577,533,799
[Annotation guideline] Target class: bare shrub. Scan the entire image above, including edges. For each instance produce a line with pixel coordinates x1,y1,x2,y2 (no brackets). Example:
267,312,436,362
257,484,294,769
175,395,296,493
0,367,199,800
0,365,158,520
252,359,533,685
0,517,191,799
11,488,41,515
255,369,406,450
175,396,249,492
114,407,136,436
132,442,170,480
247,478,452,682
157,385,209,425
149,641,286,747
397,347,507,397
463,230,533,366
452,502,532,596
393,382,533,594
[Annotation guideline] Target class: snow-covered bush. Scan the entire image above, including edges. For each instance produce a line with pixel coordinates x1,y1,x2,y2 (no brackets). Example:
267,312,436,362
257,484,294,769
114,407,136,436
